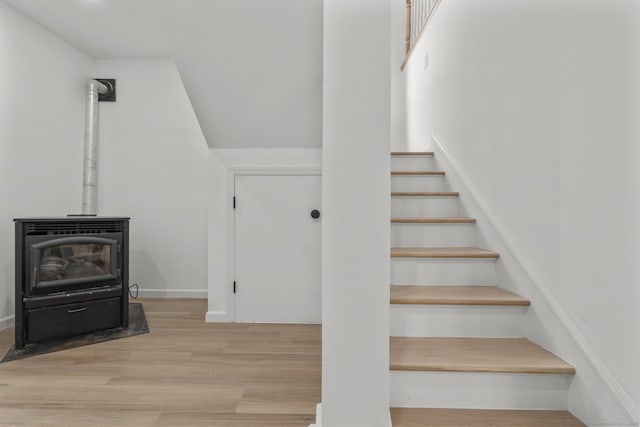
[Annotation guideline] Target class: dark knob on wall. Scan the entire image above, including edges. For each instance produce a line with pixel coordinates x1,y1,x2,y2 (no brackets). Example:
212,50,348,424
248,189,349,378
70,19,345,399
310,209,321,219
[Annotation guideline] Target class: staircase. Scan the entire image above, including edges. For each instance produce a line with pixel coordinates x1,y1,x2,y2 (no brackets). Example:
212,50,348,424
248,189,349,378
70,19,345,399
388,152,585,426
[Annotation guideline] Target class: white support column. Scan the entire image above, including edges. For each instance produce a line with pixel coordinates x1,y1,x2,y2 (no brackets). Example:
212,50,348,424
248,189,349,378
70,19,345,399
315,1,391,426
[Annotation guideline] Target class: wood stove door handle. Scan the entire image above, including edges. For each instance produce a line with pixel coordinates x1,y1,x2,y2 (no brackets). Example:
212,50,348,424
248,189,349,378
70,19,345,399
68,307,88,314
31,266,38,289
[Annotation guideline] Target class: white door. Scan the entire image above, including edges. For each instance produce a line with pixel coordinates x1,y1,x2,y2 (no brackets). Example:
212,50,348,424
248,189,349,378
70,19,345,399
234,175,321,323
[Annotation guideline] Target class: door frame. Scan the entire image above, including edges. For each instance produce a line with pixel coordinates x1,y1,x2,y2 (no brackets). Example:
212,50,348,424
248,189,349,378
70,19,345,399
223,165,322,322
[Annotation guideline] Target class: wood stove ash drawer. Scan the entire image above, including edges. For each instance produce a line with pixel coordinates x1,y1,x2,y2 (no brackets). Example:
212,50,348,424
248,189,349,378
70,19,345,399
27,297,122,343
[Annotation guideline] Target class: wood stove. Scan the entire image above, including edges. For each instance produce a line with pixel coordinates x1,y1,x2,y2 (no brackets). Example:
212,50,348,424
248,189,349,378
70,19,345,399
14,217,129,348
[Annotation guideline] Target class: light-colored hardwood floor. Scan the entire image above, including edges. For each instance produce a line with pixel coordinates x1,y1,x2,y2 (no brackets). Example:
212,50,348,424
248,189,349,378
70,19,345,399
390,285,530,306
391,217,476,224
390,152,434,156
391,247,500,259
391,171,445,176
390,337,576,374
390,408,586,426
0,298,320,426
391,191,459,197
0,299,583,426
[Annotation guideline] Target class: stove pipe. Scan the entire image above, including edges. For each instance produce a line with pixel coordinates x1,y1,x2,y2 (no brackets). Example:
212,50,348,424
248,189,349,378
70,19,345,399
82,80,109,215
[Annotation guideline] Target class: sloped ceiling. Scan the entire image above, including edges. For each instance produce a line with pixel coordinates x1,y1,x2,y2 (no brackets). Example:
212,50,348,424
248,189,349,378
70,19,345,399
4,0,323,148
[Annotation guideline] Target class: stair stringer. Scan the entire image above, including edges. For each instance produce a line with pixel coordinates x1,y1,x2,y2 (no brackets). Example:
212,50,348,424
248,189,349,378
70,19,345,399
430,134,638,427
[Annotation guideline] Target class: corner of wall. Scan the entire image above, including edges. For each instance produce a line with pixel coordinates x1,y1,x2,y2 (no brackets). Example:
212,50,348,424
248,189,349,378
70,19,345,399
207,150,231,320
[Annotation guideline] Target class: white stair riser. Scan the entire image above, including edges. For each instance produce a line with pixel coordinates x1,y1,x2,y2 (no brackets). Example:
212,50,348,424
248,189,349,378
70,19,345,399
391,197,459,217
391,223,476,247
391,176,448,192
390,305,527,337
390,371,571,410
391,258,497,285
391,156,435,171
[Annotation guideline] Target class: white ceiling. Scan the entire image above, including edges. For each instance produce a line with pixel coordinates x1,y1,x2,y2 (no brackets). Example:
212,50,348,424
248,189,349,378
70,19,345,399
4,0,323,148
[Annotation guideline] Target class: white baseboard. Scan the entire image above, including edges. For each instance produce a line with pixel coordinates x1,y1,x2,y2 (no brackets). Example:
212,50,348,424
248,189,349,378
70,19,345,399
432,134,639,426
205,310,233,323
0,315,14,331
309,404,391,427
135,288,207,299
309,403,322,427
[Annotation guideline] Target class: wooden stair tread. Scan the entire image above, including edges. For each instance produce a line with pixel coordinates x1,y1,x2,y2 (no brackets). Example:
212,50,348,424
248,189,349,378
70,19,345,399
391,151,434,156
391,247,499,259
391,217,476,224
391,171,445,176
392,191,459,197
390,285,530,306
390,337,575,374
390,408,585,427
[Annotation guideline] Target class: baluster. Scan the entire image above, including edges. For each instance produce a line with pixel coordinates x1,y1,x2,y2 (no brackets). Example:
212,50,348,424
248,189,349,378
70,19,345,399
424,0,428,25
418,0,423,39
406,0,442,56
405,0,412,54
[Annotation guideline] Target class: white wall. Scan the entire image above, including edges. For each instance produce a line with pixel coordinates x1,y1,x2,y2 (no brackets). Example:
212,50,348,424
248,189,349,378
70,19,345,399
0,1,92,327
171,0,323,149
317,1,390,426
5,0,324,150
95,59,209,298
401,0,640,423
206,148,322,321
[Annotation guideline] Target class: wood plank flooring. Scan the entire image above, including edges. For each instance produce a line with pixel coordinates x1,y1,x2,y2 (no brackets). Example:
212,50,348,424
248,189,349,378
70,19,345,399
390,408,586,426
390,337,576,374
391,192,459,197
391,171,445,176
0,298,320,426
391,217,476,224
390,285,530,306
391,152,434,156
391,247,500,259
0,298,582,426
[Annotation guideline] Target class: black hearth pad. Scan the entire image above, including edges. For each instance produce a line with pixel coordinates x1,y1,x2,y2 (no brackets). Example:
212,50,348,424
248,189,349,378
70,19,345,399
1,303,149,363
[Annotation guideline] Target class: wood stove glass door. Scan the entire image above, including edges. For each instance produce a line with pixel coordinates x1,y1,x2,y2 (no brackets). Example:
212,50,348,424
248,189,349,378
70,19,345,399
28,236,119,295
